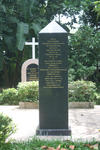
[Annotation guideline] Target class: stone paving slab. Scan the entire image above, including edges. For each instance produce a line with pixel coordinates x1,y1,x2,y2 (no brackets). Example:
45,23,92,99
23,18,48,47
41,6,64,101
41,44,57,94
0,105,100,141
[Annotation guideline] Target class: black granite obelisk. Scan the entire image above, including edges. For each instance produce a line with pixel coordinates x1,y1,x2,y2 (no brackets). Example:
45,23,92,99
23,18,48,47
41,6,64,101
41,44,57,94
36,21,71,135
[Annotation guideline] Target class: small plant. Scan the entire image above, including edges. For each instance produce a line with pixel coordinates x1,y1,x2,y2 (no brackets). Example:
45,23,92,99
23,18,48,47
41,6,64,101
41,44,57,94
1,88,18,105
68,80,97,102
17,81,39,102
0,113,16,143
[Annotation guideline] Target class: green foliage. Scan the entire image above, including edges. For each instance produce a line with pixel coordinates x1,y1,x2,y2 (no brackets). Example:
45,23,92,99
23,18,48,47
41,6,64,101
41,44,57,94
0,138,99,150
68,80,97,102
94,92,100,105
0,81,39,104
17,81,39,102
1,81,99,105
30,23,41,35
80,0,100,28
0,113,16,144
16,22,29,51
69,25,100,82
93,1,100,18
0,93,3,104
0,0,100,89
1,88,18,105
0,0,67,87
68,68,76,82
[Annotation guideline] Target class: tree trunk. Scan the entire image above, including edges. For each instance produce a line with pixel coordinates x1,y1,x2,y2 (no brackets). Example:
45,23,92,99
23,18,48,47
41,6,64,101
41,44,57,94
3,62,9,88
13,50,23,87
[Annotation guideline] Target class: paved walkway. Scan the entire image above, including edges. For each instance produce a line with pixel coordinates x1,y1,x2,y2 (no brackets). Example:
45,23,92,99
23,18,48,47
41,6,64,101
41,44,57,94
0,105,100,141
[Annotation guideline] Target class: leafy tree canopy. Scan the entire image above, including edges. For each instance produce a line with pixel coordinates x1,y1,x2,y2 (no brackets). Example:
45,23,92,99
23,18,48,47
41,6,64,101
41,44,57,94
0,0,100,87
0,0,73,87
69,25,100,82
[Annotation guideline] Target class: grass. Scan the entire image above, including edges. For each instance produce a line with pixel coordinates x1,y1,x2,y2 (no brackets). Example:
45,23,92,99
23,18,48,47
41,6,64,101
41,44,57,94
0,138,100,150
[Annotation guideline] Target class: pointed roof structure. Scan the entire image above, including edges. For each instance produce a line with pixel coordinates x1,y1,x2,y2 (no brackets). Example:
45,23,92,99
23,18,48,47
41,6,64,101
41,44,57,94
39,20,67,33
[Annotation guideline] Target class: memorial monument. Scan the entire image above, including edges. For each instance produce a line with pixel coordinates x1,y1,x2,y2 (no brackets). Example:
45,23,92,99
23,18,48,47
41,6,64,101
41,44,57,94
21,37,39,82
37,21,71,135
21,59,38,82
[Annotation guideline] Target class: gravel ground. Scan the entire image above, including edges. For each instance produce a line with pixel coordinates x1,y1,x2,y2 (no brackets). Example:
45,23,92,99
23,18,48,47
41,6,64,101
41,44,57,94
0,105,100,141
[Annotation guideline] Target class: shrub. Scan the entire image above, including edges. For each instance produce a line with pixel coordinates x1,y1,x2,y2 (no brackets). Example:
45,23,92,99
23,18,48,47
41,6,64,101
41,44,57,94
94,93,100,105
1,88,18,105
0,93,3,104
68,68,75,82
0,113,16,143
68,80,97,102
17,81,39,102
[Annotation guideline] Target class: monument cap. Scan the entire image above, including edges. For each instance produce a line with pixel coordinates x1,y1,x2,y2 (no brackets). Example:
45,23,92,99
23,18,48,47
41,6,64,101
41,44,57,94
39,20,67,33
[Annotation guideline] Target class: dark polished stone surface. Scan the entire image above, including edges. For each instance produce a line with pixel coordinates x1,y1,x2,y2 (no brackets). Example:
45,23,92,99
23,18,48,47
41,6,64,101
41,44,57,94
26,64,38,81
38,21,69,136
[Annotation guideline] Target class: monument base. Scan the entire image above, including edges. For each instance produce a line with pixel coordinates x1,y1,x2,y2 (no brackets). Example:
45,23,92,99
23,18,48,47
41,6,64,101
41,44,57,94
36,128,71,136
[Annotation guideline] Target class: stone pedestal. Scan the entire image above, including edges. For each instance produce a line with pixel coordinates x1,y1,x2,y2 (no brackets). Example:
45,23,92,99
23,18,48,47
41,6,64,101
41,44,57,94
36,128,71,136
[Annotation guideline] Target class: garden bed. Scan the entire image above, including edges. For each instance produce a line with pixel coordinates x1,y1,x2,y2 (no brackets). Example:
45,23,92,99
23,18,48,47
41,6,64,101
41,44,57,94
19,102,39,109
19,101,94,109
69,102,94,109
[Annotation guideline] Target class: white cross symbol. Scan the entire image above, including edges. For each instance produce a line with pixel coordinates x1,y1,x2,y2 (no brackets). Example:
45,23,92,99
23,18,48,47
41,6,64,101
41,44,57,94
25,37,38,59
